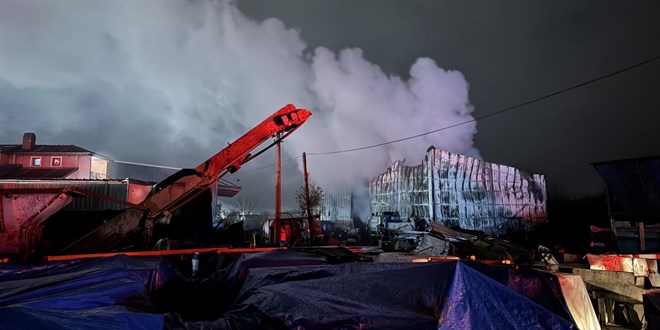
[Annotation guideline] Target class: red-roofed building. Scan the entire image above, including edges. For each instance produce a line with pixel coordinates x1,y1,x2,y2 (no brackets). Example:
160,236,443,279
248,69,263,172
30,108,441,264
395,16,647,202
0,133,109,179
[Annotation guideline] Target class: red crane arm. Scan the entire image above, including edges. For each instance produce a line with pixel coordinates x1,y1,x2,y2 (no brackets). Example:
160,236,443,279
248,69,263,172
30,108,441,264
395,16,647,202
61,104,311,254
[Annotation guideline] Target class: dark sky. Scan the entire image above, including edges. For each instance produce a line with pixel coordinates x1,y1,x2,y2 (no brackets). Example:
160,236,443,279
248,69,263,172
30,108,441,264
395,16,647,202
240,0,660,197
1,0,659,212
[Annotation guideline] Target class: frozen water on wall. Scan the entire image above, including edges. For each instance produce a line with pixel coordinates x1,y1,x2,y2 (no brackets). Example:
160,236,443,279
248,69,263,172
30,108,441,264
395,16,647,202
370,146,547,235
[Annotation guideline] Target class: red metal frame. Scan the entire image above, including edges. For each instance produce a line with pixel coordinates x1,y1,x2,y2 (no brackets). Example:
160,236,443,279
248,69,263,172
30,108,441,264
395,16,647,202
1,188,78,258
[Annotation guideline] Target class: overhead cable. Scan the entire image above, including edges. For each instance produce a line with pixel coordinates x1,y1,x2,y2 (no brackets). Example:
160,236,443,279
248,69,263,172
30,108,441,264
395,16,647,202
307,54,660,156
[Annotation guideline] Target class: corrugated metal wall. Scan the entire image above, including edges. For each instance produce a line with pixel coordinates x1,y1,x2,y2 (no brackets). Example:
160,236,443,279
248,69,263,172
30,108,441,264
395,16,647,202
0,180,130,210
370,146,547,235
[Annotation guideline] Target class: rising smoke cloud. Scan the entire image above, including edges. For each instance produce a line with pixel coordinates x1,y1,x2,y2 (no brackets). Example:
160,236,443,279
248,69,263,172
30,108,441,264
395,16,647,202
0,0,479,214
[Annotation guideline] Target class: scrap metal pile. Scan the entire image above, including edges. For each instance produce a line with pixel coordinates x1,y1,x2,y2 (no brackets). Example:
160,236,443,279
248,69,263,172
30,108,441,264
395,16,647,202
368,211,536,266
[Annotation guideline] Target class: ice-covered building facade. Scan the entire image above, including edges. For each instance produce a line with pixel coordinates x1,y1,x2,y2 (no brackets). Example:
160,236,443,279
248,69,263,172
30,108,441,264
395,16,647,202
319,185,353,229
369,146,547,235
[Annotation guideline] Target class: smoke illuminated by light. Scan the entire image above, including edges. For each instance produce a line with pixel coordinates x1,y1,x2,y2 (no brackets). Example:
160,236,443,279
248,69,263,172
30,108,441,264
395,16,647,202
0,0,479,213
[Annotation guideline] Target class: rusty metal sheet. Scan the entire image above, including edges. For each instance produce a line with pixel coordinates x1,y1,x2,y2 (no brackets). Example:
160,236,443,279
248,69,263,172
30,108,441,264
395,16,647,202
369,146,547,235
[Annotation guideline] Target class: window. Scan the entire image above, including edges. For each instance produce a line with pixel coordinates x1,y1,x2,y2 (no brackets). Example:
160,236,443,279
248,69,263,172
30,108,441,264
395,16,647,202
91,156,108,179
51,157,62,167
31,157,41,166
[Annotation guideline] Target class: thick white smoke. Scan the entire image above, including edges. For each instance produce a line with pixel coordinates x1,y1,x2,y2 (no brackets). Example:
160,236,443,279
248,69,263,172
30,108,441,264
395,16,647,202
0,0,479,215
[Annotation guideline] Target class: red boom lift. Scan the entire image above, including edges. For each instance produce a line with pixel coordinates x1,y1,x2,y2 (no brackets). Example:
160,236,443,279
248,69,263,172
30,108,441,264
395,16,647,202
3,104,311,261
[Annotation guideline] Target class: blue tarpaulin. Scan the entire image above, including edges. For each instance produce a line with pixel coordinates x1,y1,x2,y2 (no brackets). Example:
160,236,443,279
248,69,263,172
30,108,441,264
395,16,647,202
0,251,578,329
222,261,576,330
0,255,173,329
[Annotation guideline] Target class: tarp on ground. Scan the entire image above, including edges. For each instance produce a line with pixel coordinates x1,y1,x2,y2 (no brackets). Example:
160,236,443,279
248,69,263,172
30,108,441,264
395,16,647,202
168,257,577,329
0,255,178,329
153,248,328,321
465,262,600,329
1,250,583,329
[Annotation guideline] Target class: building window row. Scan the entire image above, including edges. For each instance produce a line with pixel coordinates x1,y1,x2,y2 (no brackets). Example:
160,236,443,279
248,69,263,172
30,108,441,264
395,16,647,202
30,156,62,167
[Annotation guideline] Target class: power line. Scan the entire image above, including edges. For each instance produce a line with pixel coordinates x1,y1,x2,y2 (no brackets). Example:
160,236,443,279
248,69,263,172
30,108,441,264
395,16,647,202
229,54,659,173
307,54,660,156
232,156,300,175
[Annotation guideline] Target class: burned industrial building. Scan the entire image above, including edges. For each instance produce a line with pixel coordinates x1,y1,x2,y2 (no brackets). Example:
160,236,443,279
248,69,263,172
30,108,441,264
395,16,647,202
2,120,659,330
370,145,547,236
1,112,659,329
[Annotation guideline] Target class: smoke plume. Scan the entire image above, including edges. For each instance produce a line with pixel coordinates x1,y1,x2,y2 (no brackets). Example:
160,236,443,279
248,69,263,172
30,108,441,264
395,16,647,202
0,0,479,215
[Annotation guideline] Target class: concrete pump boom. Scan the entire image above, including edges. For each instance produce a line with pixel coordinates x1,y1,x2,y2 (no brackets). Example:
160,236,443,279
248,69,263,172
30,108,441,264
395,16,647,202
60,104,311,254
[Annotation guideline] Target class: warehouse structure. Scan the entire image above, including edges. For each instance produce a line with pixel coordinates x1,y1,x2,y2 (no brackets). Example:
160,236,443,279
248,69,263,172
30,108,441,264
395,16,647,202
370,146,547,235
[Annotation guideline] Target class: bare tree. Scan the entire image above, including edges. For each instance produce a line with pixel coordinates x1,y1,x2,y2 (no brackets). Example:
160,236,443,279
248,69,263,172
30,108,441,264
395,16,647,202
296,182,323,240
234,197,256,215
296,182,323,215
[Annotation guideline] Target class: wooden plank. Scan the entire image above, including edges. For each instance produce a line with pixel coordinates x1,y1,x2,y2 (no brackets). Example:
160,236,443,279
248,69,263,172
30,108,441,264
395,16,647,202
573,268,636,286
649,259,660,287
588,282,645,303
597,298,608,326
633,257,649,277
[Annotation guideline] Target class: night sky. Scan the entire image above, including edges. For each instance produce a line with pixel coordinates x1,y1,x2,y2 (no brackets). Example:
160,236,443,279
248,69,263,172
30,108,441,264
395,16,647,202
239,0,660,197
1,0,659,212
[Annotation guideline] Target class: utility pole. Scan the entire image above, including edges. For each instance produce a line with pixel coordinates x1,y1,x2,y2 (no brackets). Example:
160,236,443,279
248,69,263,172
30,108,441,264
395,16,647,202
275,132,282,245
303,152,313,242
